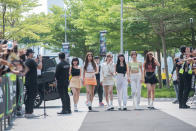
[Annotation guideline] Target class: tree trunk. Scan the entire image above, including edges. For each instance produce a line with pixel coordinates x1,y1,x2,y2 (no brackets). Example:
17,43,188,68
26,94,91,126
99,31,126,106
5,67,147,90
2,4,6,39
157,49,162,88
161,34,170,88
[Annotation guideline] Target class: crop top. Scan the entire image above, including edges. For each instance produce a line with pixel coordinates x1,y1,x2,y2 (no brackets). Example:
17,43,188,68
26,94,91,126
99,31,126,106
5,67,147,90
71,67,80,76
129,62,141,72
116,64,127,74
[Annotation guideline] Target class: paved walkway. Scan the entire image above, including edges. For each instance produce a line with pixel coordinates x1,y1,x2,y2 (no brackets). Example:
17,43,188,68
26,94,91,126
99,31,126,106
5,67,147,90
8,94,196,131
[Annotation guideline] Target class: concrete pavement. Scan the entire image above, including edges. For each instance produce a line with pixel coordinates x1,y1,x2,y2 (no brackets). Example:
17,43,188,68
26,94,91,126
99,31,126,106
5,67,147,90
8,94,196,131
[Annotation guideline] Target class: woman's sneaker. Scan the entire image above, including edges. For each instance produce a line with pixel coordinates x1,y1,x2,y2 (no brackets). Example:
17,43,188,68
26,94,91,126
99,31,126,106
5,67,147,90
74,106,78,112
88,106,92,111
99,102,104,107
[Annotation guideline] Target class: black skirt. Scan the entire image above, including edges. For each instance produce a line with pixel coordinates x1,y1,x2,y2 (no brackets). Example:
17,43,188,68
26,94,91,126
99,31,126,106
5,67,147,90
145,72,158,84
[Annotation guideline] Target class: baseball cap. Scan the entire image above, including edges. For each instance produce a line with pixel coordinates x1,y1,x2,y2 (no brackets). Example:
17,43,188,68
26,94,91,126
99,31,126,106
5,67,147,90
26,48,34,56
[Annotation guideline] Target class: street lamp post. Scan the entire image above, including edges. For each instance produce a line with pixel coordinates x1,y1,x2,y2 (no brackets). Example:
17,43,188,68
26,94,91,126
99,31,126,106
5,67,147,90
65,6,67,43
120,0,123,53
190,18,195,48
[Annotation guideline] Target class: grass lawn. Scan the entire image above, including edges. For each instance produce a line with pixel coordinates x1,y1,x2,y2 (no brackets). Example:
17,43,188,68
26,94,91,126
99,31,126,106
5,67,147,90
77,84,195,98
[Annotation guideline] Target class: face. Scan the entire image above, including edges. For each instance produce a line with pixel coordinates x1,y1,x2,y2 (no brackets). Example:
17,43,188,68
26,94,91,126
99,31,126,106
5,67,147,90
95,59,100,64
73,60,78,66
88,54,93,61
29,53,34,58
186,47,192,57
192,50,196,57
148,53,153,60
131,53,137,59
106,55,112,62
119,56,124,62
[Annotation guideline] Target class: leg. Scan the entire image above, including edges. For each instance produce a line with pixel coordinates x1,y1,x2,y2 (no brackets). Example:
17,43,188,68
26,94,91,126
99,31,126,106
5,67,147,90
76,88,81,105
136,75,141,106
178,74,185,108
108,85,114,107
131,76,137,107
98,82,103,103
104,86,109,106
151,84,156,101
122,78,128,107
150,84,156,108
146,84,151,107
116,78,123,108
86,85,90,104
71,88,77,105
183,74,192,106
25,84,37,114
173,83,179,101
64,82,71,111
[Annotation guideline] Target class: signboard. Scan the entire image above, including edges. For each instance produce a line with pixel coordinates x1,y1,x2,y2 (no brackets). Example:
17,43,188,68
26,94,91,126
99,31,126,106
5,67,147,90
100,30,107,56
62,43,70,58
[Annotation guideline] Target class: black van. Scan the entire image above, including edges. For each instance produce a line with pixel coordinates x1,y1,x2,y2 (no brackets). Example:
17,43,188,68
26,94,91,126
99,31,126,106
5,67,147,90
33,56,60,108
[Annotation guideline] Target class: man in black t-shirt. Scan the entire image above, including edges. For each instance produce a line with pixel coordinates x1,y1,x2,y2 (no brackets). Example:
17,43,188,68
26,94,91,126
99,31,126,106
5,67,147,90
55,52,71,114
24,49,42,118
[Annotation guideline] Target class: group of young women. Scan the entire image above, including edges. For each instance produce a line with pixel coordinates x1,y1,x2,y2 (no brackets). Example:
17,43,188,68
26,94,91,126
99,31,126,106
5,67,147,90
68,51,160,112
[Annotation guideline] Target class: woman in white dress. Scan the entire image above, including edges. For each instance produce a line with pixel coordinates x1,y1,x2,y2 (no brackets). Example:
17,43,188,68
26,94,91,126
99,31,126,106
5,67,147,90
100,53,115,110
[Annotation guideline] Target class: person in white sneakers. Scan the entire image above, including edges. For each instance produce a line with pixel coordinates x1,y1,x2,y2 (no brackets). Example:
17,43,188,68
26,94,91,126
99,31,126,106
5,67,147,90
128,51,143,109
100,53,115,110
115,54,129,110
144,52,160,109
69,58,82,112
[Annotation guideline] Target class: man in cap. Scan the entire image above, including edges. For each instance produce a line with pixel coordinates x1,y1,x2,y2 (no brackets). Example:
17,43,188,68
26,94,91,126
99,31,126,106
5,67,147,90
24,49,42,118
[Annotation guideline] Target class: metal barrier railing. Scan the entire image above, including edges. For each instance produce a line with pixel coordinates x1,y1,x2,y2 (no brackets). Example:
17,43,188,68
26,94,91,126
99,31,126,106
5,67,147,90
0,74,24,131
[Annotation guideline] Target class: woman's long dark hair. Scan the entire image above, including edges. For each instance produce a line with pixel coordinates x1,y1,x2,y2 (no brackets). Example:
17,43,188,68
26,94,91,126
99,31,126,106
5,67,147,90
116,54,127,73
84,52,97,72
144,52,156,70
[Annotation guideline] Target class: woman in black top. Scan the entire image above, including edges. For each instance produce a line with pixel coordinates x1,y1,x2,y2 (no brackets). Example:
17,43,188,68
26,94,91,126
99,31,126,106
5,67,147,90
115,54,129,110
69,58,82,112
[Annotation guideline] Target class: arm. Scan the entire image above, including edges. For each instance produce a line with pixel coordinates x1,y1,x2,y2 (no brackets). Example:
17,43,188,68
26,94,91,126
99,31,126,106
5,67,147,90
126,64,130,82
37,56,42,70
100,64,104,83
155,58,160,67
140,62,144,81
95,63,99,74
143,63,146,80
55,64,61,80
69,66,72,76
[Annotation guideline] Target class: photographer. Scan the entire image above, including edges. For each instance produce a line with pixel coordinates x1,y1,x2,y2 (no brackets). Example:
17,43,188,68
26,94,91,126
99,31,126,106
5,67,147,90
23,49,42,118
177,46,192,109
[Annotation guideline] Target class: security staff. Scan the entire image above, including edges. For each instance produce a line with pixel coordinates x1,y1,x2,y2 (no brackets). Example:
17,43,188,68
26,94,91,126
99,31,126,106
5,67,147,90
55,52,71,114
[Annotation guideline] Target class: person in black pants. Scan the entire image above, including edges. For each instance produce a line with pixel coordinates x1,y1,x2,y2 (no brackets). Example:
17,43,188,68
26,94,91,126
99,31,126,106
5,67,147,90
177,46,192,109
94,56,104,106
24,49,42,118
55,52,71,114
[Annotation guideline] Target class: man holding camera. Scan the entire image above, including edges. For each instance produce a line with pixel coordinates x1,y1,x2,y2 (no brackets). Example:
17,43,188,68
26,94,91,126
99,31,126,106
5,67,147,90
24,49,42,118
